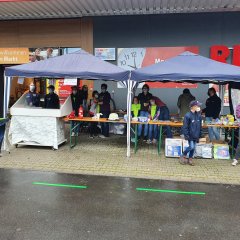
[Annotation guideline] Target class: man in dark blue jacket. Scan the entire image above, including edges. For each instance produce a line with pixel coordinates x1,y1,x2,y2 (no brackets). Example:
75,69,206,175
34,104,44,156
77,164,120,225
44,85,60,109
26,83,40,107
98,83,111,138
202,87,221,141
70,86,83,116
180,100,202,166
137,84,153,141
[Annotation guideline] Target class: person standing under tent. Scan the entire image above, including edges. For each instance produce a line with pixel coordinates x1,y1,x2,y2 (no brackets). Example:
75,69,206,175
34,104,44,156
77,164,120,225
98,83,111,138
130,96,141,143
147,98,160,144
71,86,83,116
152,96,173,138
137,84,152,141
26,83,40,107
82,85,89,116
231,104,240,166
177,88,196,118
70,86,83,136
131,96,141,118
89,91,100,138
180,100,202,166
202,87,221,141
44,85,60,109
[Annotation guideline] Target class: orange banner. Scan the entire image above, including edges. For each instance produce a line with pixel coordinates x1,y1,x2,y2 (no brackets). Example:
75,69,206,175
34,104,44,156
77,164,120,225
0,48,29,64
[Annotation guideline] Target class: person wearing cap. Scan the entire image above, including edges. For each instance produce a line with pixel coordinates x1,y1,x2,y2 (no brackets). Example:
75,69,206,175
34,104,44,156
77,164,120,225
180,100,202,166
44,85,60,109
177,88,196,118
26,83,40,107
202,87,221,141
137,84,153,141
70,86,83,116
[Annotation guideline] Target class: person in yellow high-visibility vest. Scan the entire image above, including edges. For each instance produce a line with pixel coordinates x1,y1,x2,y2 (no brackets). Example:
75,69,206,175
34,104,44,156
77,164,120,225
131,96,141,118
147,98,160,144
130,97,141,143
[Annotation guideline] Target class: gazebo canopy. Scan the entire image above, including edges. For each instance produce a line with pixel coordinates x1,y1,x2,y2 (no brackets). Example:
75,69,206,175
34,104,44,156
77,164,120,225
131,51,240,83
5,49,130,82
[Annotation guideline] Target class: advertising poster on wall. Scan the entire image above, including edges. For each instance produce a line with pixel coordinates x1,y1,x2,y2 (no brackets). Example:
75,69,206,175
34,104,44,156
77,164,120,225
0,48,29,64
55,79,72,104
29,47,60,62
95,48,116,61
117,46,199,88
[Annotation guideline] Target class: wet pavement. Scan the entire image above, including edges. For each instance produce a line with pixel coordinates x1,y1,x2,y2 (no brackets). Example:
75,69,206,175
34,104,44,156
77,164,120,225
2,134,240,185
0,169,240,240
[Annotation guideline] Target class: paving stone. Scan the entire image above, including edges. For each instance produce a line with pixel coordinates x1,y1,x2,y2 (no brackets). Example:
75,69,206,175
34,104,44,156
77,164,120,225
0,133,240,185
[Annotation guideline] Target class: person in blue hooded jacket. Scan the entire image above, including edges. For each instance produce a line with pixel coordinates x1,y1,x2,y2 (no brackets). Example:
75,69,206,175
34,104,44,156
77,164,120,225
180,100,202,166
25,83,40,107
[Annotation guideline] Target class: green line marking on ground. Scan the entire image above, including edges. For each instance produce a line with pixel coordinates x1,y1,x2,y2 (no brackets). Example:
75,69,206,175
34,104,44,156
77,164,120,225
32,182,88,189
136,188,206,195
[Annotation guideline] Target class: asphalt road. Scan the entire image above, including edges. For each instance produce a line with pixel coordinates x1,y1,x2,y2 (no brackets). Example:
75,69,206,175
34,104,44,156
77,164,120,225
0,169,239,240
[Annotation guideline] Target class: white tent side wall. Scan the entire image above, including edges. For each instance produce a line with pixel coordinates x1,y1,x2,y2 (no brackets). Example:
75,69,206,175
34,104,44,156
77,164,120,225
3,74,11,118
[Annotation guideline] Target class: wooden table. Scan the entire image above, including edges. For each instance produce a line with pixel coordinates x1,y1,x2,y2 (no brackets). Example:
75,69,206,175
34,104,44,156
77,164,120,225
64,117,127,148
65,117,239,158
148,121,238,157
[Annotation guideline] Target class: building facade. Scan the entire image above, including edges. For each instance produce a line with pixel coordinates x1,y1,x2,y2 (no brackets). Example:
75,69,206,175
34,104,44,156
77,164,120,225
1,12,240,116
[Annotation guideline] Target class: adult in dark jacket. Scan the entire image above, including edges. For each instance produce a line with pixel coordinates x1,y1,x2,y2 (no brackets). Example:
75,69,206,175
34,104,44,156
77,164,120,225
202,87,221,141
180,100,202,166
44,85,60,109
177,88,196,118
81,85,89,116
26,83,40,107
137,84,153,140
70,86,83,116
98,83,111,137
152,96,172,138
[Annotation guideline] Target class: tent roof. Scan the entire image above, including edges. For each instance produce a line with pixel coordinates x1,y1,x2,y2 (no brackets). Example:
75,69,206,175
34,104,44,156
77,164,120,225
5,49,130,81
131,51,240,83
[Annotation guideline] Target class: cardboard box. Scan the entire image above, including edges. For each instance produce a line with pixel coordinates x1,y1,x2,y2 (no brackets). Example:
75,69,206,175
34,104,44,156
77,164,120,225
183,141,213,159
212,140,226,144
199,138,207,144
165,138,182,158
195,143,213,159
213,144,230,160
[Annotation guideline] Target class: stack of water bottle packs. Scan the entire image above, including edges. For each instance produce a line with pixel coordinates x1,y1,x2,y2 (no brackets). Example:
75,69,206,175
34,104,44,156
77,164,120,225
165,138,230,160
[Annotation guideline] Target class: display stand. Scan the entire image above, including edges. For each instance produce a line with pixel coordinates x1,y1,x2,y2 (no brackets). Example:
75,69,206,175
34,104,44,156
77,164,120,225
9,94,72,150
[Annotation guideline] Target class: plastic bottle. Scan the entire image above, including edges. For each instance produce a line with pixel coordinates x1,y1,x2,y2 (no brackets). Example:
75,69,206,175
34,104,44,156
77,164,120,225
78,106,83,119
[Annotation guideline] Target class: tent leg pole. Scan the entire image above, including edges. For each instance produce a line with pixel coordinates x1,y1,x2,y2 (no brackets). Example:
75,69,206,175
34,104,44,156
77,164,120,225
126,79,132,158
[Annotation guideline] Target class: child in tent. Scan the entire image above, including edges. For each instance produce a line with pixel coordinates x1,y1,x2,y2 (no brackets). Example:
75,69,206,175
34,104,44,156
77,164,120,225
130,97,141,142
131,96,141,118
89,91,100,138
147,98,160,144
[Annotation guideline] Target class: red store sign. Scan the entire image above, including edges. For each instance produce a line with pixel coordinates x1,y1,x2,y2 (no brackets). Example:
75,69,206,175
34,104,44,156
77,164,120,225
210,45,240,66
